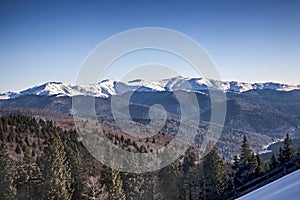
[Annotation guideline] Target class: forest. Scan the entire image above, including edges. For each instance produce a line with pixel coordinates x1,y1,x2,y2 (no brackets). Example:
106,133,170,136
0,115,300,200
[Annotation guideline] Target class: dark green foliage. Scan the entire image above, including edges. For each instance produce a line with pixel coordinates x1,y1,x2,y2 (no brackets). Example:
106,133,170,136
269,153,279,170
249,153,258,178
234,135,254,185
42,132,74,199
61,130,82,199
233,155,239,171
122,172,145,200
281,134,295,164
0,114,300,200
240,135,252,164
181,148,196,175
15,144,21,154
203,145,226,198
278,147,284,164
121,154,145,200
7,133,14,143
234,136,267,187
110,168,126,200
158,158,181,199
16,150,43,200
0,144,17,200
255,154,265,176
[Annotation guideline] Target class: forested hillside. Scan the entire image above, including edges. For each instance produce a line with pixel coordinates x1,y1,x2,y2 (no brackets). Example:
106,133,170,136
0,115,299,199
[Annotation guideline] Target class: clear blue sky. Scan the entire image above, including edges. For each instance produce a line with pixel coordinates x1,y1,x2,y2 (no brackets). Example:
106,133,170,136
0,0,299,92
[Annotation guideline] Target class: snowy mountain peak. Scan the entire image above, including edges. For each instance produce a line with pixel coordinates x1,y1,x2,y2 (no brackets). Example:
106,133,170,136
1,77,300,100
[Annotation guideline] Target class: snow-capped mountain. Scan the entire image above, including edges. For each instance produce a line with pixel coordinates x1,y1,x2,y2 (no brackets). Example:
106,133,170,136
1,76,300,100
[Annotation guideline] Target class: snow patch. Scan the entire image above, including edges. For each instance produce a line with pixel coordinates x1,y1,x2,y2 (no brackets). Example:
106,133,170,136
1,77,300,100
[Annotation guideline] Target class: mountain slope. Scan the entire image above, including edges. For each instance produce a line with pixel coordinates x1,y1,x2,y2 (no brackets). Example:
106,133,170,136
1,77,300,100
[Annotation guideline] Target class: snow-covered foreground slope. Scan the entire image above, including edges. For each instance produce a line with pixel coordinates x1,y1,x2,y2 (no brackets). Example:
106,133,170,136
237,169,300,200
1,76,300,99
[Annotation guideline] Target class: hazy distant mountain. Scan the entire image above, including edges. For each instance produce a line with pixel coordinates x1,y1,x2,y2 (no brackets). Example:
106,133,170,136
1,76,300,141
2,77,300,160
1,76,300,99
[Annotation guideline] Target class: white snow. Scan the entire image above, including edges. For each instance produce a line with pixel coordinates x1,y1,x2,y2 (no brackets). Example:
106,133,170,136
1,77,300,100
237,169,300,200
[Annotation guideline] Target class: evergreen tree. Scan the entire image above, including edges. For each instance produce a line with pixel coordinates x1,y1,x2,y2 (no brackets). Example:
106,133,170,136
278,147,284,165
43,132,74,200
224,160,235,193
255,155,265,176
269,153,279,170
240,135,252,165
282,134,294,164
61,130,82,199
158,158,181,199
232,155,240,188
17,149,43,200
249,153,258,179
236,135,253,185
110,168,126,200
121,154,145,200
233,155,239,172
0,144,17,200
179,148,196,199
181,148,196,175
122,172,145,200
202,145,226,199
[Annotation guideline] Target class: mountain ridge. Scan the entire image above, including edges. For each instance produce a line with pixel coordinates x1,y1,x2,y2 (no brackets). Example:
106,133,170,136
1,76,300,100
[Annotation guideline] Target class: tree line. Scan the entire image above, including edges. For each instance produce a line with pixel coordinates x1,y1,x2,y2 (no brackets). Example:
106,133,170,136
0,115,300,199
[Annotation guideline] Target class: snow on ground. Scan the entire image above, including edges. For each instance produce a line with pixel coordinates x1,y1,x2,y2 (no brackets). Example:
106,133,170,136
1,77,300,100
237,169,300,200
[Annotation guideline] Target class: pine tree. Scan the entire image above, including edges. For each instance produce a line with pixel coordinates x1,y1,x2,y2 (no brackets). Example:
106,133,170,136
110,168,126,200
269,153,279,170
158,158,181,199
278,147,284,165
17,149,43,200
122,172,145,200
61,130,82,199
232,155,240,188
282,134,294,164
236,135,253,184
0,144,17,200
181,148,196,175
233,155,239,171
121,153,145,200
255,155,265,176
43,132,74,200
202,145,226,199
249,153,258,179
240,135,252,165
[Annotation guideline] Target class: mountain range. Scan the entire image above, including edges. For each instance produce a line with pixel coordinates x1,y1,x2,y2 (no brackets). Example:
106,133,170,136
1,76,300,99
1,76,300,158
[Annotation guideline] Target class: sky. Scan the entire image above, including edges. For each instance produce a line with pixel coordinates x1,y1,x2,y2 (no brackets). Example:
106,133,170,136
0,0,299,92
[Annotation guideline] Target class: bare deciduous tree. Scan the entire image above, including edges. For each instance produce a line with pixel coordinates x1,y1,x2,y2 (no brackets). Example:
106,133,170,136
82,176,109,200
